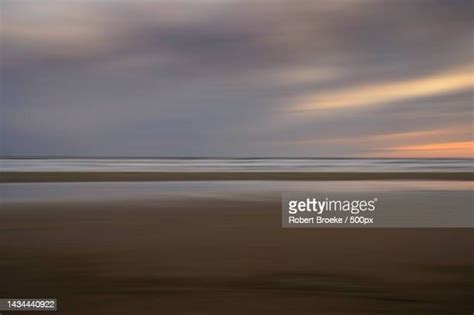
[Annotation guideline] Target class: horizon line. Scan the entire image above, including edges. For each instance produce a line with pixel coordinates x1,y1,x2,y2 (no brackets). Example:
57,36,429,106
1,156,473,160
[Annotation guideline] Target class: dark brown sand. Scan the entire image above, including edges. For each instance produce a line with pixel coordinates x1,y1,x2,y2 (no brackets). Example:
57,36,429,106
1,171,473,182
1,196,472,314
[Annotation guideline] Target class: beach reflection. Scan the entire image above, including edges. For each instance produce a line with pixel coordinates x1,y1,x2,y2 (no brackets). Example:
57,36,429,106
1,180,472,204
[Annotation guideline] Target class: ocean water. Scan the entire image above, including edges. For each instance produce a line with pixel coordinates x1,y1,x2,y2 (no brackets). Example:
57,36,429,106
1,158,472,172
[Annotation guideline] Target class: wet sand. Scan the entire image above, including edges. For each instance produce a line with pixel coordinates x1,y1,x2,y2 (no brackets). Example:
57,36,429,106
1,194,473,314
2,171,473,182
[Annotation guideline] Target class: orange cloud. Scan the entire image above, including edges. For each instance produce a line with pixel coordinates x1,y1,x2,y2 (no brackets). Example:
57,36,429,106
292,66,474,111
380,141,474,158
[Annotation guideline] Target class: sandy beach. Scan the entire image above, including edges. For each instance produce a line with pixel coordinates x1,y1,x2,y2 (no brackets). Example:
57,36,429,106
2,171,473,183
1,180,472,314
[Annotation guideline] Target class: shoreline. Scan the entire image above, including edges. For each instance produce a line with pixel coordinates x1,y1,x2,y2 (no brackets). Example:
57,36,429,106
1,171,473,183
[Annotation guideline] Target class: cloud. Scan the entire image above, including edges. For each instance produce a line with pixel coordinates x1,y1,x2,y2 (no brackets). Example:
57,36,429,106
1,0,473,157
381,141,474,158
292,66,474,111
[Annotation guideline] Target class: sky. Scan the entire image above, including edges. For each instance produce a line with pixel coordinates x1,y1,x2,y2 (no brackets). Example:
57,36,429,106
1,0,473,157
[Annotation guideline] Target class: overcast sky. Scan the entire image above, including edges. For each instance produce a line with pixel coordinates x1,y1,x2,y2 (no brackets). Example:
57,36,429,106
1,0,473,157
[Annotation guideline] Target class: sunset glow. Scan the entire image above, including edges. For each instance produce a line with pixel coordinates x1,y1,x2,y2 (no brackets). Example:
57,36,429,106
380,141,474,158
294,67,474,111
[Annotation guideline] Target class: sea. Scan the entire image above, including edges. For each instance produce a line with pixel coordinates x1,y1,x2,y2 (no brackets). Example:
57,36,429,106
1,158,472,172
